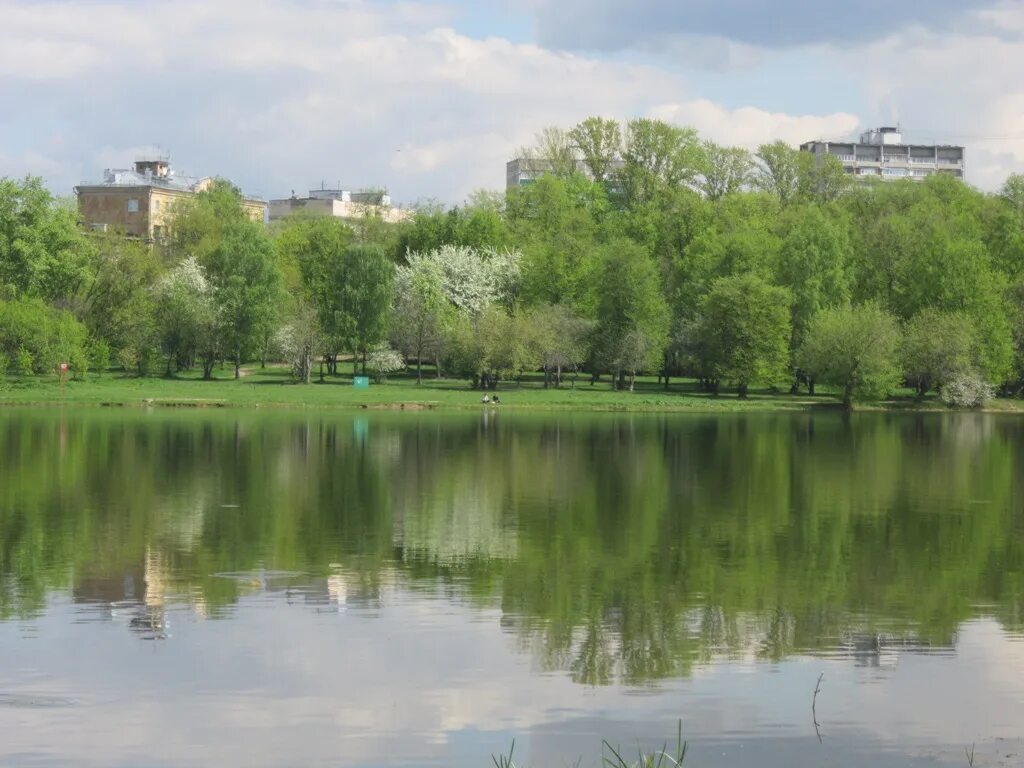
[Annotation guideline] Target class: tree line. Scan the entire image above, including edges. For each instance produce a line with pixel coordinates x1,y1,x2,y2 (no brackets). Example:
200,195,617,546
4,116,1024,406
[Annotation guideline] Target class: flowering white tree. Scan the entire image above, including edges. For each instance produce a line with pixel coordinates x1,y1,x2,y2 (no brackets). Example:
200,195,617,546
275,301,322,384
392,258,451,382
154,256,216,376
365,345,405,382
406,245,521,314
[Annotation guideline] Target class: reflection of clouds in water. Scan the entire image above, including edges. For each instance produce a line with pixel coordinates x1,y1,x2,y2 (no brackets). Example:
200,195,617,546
5,591,1021,768
0,594,637,767
837,620,1024,748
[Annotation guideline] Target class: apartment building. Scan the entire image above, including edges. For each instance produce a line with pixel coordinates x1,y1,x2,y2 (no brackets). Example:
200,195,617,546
800,127,965,182
75,157,267,241
505,157,624,190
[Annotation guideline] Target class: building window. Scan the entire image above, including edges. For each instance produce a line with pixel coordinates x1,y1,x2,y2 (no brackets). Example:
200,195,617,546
154,199,161,212
127,199,139,213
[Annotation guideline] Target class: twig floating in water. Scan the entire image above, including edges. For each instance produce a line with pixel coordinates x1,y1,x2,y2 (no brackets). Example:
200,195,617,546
812,672,824,744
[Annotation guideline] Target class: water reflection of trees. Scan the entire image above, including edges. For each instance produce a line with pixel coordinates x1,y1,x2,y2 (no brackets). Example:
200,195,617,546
0,410,1021,682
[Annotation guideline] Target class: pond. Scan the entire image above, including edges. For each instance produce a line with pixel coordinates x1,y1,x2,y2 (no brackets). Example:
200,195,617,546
0,409,1022,767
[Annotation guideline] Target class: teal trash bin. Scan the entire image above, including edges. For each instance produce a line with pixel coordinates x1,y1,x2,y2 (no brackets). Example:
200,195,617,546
353,376,370,389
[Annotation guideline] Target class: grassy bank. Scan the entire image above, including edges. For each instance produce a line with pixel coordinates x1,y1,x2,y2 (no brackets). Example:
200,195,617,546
1,366,1022,413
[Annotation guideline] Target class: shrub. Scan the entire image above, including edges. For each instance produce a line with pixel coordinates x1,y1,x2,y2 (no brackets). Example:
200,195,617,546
940,374,994,409
15,348,33,377
0,297,88,376
116,345,157,377
89,338,110,377
69,348,89,381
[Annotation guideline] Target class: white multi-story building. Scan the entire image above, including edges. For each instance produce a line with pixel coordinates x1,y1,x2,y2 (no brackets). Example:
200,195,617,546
269,188,410,223
505,157,624,190
800,127,965,182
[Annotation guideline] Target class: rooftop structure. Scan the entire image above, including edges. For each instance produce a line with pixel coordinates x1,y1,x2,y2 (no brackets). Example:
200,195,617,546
269,187,410,224
800,127,965,183
75,157,267,241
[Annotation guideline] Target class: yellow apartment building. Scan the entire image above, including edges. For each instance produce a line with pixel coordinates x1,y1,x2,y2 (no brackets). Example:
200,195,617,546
75,157,267,241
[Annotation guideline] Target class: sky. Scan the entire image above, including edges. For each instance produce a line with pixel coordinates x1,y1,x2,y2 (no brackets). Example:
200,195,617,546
1,0,1024,204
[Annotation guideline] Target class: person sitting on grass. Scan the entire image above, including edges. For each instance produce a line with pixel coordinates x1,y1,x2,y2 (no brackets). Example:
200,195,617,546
481,394,490,404
492,395,500,405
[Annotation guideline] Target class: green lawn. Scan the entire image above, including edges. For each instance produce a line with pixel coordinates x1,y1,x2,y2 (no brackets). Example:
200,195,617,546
0,366,1019,413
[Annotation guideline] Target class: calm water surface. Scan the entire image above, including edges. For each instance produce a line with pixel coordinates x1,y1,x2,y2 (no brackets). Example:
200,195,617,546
1,409,1023,767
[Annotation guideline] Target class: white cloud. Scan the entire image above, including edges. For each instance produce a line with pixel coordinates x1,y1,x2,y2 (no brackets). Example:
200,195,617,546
649,100,860,149
0,0,866,203
828,3,1024,190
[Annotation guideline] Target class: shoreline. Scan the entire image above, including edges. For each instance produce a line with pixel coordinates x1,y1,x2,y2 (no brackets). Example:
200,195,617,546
1,375,1022,415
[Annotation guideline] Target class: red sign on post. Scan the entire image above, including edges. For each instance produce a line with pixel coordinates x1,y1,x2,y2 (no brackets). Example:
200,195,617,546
59,363,69,372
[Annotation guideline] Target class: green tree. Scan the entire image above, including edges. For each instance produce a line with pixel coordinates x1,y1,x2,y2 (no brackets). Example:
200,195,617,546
275,215,354,375
339,245,395,374
154,256,215,376
1000,173,1024,212
81,234,160,375
848,177,1013,385
530,126,579,178
165,179,252,263
591,240,670,390
0,296,88,376
616,119,703,207
799,303,902,408
204,222,283,379
393,200,511,257
508,174,606,310
755,141,807,205
698,142,754,201
391,257,451,383
0,177,93,304
812,155,852,203
531,303,593,387
755,142,846,205
695,274,791,397
446,305,512,389
275,299,324,384
775,206,851,389
901,309,978,397
569,117,622,182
